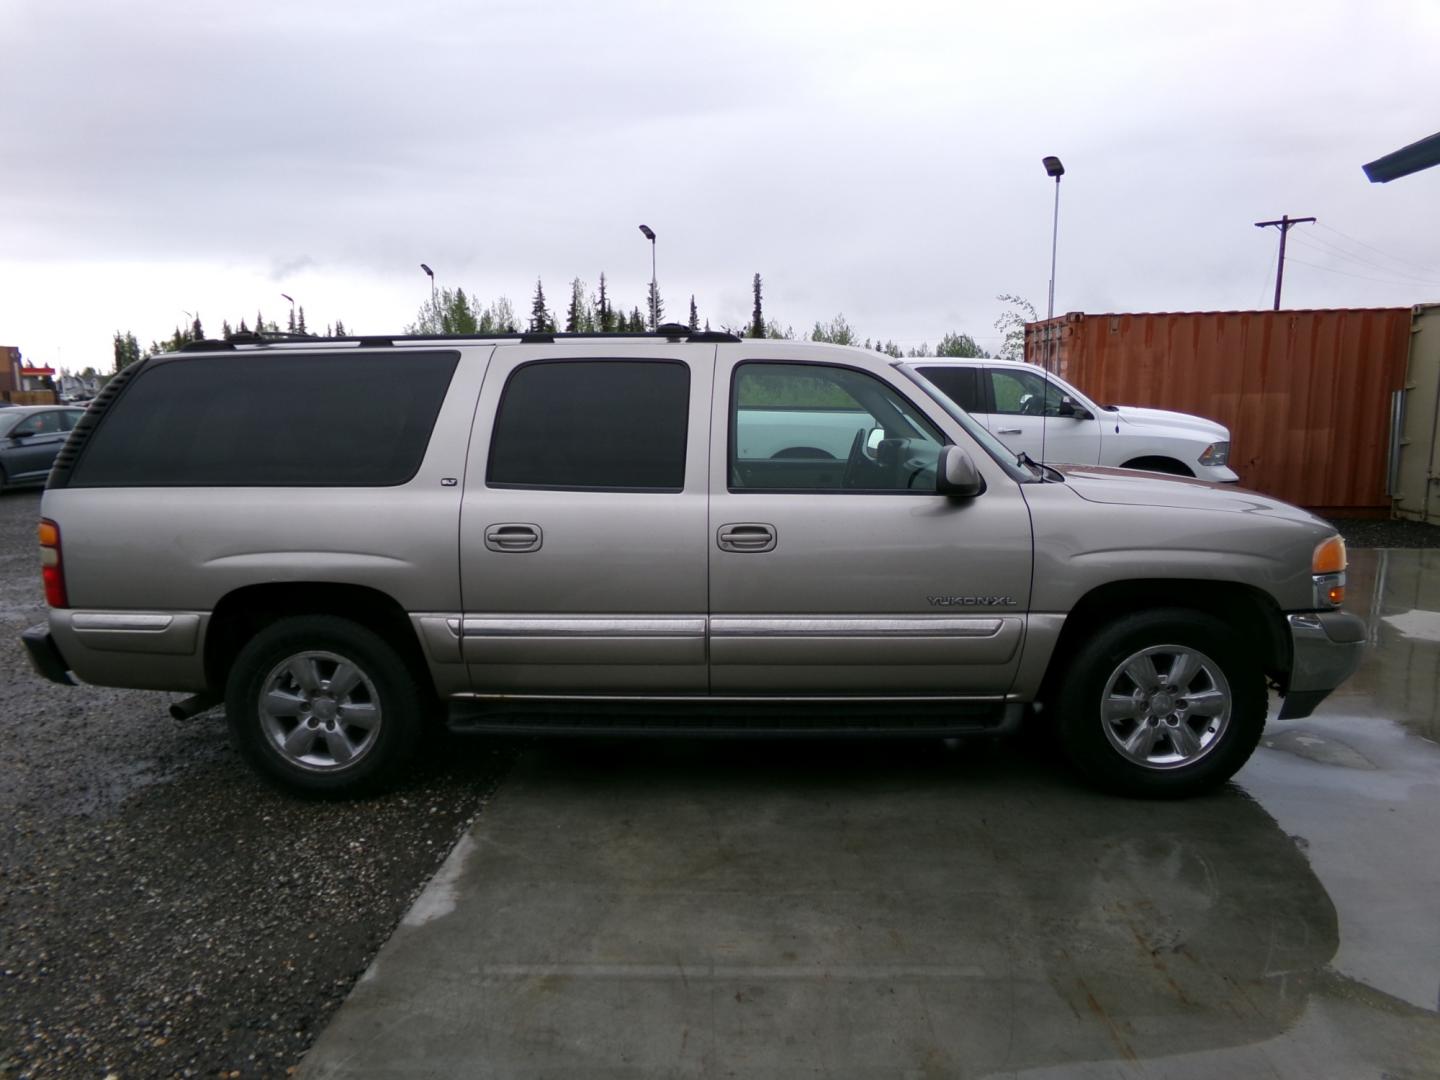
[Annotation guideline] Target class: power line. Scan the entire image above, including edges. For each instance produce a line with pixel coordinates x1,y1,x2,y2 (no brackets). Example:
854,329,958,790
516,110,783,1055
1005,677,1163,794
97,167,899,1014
1316,222,1440,278
1284,256,1440,290
1287,233,1440,286
1254,214,1316,310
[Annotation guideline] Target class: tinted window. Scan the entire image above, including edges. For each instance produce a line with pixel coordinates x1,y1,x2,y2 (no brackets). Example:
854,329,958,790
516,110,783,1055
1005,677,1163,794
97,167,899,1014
69,351,459,487
731,363,943,493
488,360,689,490
917,366,982,413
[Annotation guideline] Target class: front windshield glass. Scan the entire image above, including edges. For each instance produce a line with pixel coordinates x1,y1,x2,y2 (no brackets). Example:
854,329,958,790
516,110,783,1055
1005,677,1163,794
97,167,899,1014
898,366,1033,483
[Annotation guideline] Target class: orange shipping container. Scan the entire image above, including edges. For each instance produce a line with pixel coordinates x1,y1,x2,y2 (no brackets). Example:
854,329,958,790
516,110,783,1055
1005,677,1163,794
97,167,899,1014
1024,308,1413,515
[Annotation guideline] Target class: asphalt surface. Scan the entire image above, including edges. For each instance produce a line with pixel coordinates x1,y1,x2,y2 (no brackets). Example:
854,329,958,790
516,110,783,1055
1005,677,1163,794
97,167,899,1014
0,489,517,1079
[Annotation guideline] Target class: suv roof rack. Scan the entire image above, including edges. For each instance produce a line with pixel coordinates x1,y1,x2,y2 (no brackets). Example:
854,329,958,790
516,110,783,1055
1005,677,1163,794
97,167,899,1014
185,328,744,351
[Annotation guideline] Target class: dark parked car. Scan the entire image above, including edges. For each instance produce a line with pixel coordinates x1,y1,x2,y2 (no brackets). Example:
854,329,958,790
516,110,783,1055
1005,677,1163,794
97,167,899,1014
0,406,86,491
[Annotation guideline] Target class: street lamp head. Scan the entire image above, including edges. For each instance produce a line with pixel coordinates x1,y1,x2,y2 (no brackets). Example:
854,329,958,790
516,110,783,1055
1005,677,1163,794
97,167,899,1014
638,224,656,241
420,264,433,278
1043,155,1065,178
280,293,294,304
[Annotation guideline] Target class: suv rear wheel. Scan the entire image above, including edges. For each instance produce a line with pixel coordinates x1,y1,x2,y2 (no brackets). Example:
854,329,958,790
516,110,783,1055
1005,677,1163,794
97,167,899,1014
1054,609,1265,798
224,615,422,795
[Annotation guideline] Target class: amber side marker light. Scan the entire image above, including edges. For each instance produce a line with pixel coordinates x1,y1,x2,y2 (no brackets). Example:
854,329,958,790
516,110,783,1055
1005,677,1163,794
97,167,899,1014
38,518,68,608
1313,535,1346,606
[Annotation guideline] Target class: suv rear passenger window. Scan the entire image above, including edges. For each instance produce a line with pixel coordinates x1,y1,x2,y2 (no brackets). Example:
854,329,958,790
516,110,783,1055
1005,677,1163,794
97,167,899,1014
917,366,983,413
488,359,689,490
68,351,459,487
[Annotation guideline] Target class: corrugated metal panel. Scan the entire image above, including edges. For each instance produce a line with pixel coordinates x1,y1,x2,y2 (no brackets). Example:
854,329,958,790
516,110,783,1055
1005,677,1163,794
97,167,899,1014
1025,308,1413,513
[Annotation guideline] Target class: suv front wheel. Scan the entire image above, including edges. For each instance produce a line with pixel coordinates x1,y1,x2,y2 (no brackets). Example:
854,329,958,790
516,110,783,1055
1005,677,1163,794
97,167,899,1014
1054,609,1266,798
224,615,422,795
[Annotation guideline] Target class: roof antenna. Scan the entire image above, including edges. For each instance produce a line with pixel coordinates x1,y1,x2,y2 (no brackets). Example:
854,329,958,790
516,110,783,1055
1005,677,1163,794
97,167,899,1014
1040,154,1065,470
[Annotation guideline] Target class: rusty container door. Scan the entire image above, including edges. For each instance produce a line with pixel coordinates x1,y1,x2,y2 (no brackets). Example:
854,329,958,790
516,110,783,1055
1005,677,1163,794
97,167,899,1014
1394,304,1440,525
1025,308,1413,514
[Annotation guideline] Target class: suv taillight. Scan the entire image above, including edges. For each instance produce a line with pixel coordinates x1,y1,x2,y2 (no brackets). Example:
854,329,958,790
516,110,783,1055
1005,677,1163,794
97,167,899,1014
38,518,68,608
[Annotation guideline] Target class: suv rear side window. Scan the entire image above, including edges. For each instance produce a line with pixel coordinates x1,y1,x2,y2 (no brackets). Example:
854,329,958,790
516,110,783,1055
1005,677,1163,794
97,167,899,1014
68,351,459,487
916,366,983,413
487,359,689,490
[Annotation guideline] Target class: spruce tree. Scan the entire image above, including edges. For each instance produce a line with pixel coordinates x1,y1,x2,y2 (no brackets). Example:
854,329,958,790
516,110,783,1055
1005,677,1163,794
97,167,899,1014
529,279,554,333
688,296,699,331
191,315,204,341
334,318,347,336
221,319,233,340
565,278,586,333
238,318,249,334
297,307,308,335
595,273,612,332
646,282,664,328
749,273,765,338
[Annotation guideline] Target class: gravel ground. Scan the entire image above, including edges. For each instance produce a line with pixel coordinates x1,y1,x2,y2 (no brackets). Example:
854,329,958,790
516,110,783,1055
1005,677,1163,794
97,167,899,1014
1327,515,1440,549
0,490,517,1079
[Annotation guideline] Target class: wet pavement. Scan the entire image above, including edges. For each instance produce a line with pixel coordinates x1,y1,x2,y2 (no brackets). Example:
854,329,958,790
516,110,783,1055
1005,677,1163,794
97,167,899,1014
298,547,1440,1079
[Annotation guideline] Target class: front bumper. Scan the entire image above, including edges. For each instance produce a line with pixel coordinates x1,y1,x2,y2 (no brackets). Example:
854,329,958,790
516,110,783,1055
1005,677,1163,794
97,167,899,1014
1278,610,1366,719
22,624,75,686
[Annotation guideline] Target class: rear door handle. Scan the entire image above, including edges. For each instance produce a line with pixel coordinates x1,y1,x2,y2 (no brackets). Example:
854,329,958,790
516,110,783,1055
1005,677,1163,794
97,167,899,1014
997,428,1023,435
717,523,777,553
484,523,543,553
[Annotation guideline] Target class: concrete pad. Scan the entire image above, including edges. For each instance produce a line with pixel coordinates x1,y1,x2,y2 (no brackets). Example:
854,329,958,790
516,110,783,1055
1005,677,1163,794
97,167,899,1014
300,550,1440,1078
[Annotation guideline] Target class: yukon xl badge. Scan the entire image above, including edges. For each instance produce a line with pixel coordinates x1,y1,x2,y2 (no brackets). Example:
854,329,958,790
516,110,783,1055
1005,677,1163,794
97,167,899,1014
928,595,1018,607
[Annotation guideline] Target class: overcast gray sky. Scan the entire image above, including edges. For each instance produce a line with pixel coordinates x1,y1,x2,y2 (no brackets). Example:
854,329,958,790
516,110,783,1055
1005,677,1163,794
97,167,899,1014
3,0,1438,370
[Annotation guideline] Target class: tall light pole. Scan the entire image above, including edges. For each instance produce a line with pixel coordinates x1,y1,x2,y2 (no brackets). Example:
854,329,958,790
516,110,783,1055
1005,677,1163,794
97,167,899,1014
280,293,296,332
1042,156,1064,321
1042,156,1065,378
420,263,435,304
638,224,657,330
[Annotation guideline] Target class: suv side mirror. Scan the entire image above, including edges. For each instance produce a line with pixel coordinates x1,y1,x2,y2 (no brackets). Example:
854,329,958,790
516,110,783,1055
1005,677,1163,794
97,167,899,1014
936,445,985,498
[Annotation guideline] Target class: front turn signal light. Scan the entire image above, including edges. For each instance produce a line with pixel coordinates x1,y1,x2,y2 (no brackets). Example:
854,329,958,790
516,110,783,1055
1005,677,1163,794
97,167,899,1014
1313,535,1346,575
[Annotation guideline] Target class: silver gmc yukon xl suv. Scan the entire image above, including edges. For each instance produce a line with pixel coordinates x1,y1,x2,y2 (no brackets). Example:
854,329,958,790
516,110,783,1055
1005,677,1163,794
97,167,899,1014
21,327,1365,798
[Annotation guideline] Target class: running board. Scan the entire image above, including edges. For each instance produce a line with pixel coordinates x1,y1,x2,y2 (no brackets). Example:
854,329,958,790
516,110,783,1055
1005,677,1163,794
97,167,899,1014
446,698,1024,739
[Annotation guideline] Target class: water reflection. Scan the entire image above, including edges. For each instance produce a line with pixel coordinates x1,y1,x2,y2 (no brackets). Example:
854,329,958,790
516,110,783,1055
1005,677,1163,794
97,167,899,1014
450,738,1357,1074
1341,548,1440,741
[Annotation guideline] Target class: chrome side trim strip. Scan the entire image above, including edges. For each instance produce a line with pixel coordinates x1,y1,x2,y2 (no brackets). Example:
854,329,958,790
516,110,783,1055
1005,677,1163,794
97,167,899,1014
453,692,1007,703
71,612,175,632
709,617,1004,637
461,617,707,638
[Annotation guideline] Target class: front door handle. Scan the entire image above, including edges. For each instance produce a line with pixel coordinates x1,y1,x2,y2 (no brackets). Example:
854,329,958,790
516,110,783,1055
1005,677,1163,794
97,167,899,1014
484,523,543,553
717,523,776,553
996,427,1023,435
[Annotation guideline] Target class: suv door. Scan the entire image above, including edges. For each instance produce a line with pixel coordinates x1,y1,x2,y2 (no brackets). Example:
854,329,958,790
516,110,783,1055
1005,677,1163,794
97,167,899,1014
459,342,713,693
977,366,1101,466
708,347,1033,695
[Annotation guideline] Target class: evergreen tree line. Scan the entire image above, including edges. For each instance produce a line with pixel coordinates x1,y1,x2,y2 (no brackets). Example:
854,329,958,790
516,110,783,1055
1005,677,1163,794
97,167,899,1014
111,284,1031,375
407,271,1001,361
112,306,349,372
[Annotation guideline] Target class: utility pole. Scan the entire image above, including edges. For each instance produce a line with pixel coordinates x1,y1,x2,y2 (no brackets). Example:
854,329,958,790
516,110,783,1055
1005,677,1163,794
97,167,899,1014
1254,214,1316,310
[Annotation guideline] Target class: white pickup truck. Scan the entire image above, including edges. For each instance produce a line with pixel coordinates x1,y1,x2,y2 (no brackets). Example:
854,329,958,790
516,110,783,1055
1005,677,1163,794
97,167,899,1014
913,358,1238,482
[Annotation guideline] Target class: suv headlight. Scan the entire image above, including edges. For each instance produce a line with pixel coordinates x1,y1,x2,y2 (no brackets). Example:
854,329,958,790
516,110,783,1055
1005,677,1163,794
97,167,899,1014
1198,441,1230,467
1312,535,1346,608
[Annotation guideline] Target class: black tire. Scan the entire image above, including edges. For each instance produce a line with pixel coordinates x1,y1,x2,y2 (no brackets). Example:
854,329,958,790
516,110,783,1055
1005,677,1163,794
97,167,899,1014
224,615,423,796
1053,609,1265,798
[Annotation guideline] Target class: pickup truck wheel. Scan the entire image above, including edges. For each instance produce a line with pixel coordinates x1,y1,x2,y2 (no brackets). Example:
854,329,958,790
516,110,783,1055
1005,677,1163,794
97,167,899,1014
1054,609,1265,798
224,615,422,796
